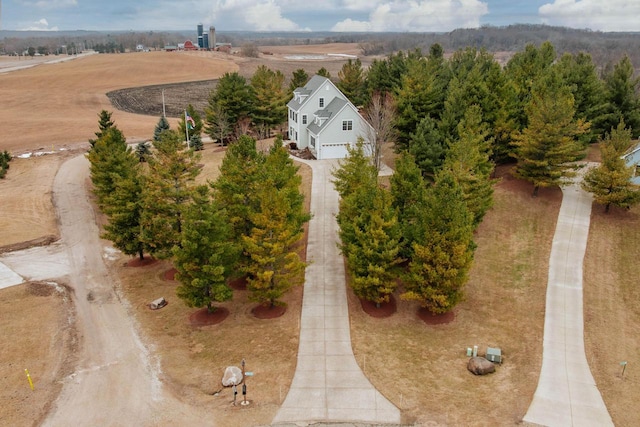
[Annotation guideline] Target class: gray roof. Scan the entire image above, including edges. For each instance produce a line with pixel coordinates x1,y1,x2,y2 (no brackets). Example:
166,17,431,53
287,75,331,111
307,97,348,135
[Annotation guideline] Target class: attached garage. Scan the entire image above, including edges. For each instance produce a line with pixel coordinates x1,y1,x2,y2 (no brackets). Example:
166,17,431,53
320,142,351,160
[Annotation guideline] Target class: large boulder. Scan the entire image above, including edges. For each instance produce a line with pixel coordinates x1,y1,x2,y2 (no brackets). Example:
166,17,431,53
467,357,496,375
222,366,243,386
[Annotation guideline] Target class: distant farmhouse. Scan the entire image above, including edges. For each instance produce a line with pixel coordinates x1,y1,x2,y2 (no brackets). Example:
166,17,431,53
623,143,640,184
287,75,374,160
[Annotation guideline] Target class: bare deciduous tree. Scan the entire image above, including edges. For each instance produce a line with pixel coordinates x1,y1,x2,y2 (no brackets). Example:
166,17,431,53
361,91,397,171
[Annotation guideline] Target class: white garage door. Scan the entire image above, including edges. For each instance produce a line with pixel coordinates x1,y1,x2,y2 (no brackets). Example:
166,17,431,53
320,143,350,160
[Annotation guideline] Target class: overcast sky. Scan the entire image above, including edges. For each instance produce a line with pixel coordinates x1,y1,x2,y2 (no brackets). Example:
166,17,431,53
3,0,640,33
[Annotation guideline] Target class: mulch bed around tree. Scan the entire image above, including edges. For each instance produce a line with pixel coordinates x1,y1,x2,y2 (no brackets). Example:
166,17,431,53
359,295,397,318
163,267,177,281
417,307,456,325
126,257,158,267
251,303,287,319
229,275,248,291
189,307,229,326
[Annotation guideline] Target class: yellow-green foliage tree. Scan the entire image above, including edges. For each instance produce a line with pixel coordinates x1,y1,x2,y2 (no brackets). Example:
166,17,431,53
582,121,640,212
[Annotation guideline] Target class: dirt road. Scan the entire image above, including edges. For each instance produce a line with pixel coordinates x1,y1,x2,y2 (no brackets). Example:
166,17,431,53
43,154,212,426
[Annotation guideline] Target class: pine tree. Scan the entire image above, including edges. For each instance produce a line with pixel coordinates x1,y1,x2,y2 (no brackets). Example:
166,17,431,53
402,169,475,314
135,141,151,162
87,126,130,208
250,65,288,139
89,110,115,149
173,186,240,312
445,106,495,228
343,184,402,306
601,56,640,138
204,103,233,146
206,72,254,134
140,130,201,259
337,58,366,107
408,116,447,181
211,135,265,243
512,68,588,196
332,138,378,200
288,68,309,95
153,115,171,142
316,67,331,79
102,164,148,260
582,121,640,212
389,152,429,261
243,183,306,308
0,150,12,179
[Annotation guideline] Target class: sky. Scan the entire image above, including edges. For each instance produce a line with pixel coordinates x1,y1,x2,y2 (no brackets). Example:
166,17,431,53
2,0,640,33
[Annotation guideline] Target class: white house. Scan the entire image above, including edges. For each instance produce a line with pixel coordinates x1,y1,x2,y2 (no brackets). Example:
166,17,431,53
287,75,374,160
622,142,640,184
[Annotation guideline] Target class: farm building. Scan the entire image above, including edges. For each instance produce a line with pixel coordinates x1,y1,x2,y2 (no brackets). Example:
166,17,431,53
622,142,640,184
287,75,374,160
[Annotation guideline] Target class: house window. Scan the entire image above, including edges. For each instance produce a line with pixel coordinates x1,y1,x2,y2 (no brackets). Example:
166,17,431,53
310,136,316,147
319,97,324,108
290,126,294,140
342,120,353,131
302,115,307,125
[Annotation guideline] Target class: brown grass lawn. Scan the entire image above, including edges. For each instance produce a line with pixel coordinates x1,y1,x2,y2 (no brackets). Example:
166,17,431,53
350,166,561,426
584,203,640,427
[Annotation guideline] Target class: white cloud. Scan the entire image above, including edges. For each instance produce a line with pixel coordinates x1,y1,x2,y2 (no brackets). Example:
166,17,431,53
22,0,77,10
212,0,309,31
539,0,640,32
21,18,59,31
332,0,489,32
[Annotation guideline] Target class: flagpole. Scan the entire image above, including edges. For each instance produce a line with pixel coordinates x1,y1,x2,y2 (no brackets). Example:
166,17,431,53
184,110,190,146
162,89,166,118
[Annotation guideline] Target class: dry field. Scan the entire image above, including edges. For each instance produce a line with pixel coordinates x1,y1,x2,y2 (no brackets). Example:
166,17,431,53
1,44,639,426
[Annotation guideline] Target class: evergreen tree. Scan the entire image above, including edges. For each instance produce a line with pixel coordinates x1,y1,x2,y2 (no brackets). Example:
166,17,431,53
601,56,640,138
243,182,306,308
408,116,447,181
135,141,151,162
262,136,311,233
288,68,309,94
390,152,429,261
140,130,201,259
178,104,204,148
0,150,12,179
102,162,148,260
512,68,588,196
332,138,378,200
402,169,475,314
205,103,233,146
504,42,556,130
343,184,401,306
557,52,607,143
316,67,331,79
394,56,443,149
211,135,265,243
337,58,366,107
206,72,254,134
173,186,240,312
250,65,288,139
445,106,495,228
153,115,171,142
582,121,640,212
87,126,130,208
89,110,115,149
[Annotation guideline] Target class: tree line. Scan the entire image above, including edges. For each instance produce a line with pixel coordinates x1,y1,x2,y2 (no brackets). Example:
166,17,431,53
88,111,309,313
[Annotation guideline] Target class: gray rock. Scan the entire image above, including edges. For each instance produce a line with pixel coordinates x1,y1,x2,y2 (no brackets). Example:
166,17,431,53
222,366,243,386
467,357,496,375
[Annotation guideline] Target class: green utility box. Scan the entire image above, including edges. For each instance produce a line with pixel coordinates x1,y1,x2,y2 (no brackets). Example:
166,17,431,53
486,347,502,363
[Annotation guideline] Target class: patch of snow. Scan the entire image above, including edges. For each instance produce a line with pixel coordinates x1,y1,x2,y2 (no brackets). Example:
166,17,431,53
0,261,24,289
17,152,32,158
103,246,121,261
327,53,358,58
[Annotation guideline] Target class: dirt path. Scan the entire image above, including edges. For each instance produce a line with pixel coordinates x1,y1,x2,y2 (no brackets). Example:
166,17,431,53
43,154,212,426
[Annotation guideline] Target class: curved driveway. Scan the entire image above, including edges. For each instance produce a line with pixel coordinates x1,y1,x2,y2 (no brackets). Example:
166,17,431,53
523,180,613,426
44,154,209,426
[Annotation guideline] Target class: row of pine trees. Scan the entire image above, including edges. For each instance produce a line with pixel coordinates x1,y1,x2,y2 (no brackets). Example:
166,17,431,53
88,112,309,313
